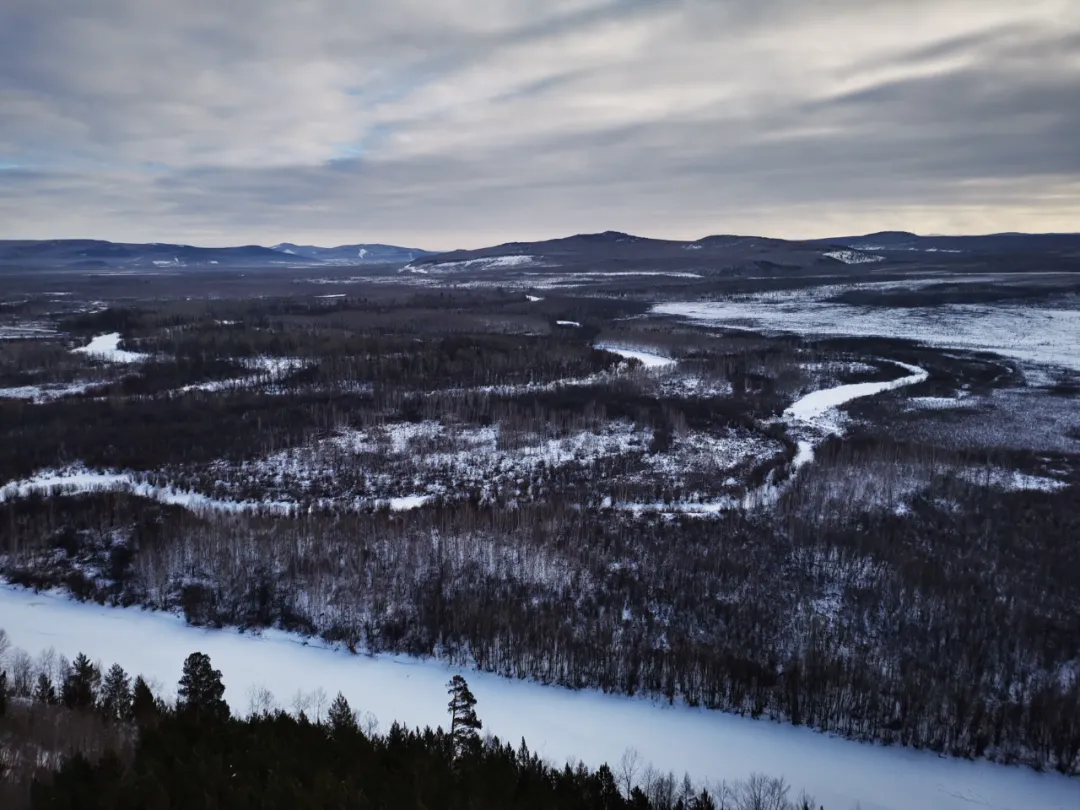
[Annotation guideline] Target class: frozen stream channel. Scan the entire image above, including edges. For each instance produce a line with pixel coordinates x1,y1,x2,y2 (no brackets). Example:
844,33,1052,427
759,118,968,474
2,586,1076,810
782,359,928,469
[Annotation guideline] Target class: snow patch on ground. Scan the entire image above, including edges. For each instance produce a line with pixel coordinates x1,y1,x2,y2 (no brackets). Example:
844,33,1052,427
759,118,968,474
957,468,1069,493
0,467,299,514
71,333,148,363
1,586,1076,810
0,466,438,515
170,356,309,395
412,255,536,273
823,250,885,265
0,323,58,339
907,396,979,410
595,344,677,369
556,320,581,327
0,381,105,402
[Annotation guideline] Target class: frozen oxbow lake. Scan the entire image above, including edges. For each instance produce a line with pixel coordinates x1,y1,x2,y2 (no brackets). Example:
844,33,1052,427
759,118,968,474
2,586,1076,810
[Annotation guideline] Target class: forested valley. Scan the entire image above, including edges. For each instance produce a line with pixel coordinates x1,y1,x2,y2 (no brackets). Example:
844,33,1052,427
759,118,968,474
1,289,1078,779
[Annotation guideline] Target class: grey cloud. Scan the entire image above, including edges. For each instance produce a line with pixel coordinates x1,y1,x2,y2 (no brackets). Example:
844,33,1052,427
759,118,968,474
0,1,1078,244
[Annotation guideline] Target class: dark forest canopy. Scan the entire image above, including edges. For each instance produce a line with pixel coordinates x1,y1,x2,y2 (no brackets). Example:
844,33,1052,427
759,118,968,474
0,649,821,810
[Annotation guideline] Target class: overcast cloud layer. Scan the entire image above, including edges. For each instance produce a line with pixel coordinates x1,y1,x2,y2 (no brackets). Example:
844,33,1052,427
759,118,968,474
1,0,1078,248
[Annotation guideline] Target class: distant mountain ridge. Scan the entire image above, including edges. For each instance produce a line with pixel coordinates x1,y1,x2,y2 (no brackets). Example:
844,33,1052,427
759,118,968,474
0,239,435,268
409,229,1080,272
0,240,292,269
2,231,1076,271
271,243,435,264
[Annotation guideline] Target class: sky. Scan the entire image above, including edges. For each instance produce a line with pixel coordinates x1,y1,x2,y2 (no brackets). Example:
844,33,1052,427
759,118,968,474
1,0,1078,250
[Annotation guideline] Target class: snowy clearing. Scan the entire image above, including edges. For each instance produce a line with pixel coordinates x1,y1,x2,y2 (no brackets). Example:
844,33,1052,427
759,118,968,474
1,586,1075,810
595,344,677,369
71,332,148,363
653,288,1080,371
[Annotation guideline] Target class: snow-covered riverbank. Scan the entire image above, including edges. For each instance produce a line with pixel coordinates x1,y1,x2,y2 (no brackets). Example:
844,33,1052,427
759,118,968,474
1,586,1074,810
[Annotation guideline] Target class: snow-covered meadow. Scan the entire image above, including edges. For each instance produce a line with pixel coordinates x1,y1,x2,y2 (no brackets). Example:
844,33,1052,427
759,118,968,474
653,285,1080,371
71,332,148,363
1,585,1076,810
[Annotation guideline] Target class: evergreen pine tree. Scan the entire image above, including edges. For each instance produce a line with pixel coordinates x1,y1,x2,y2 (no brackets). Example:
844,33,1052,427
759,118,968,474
33,672,58,705
446,674,482,750
131,675,157,724
0,669,8,717
177,652,229,722
61,653,101,711
100,663,133,721
326,692,356,736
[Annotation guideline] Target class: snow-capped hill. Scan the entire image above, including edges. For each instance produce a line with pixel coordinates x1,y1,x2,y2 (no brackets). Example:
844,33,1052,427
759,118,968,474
824,250,885,265
403,255,536,273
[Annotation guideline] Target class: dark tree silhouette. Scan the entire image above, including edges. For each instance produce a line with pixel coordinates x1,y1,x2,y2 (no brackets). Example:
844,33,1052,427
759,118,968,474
176,652,228,722
326,692,356,736
33,673,58,705
61,653,100,711
130,675,157,725
99,664,132,722
447,674,482,750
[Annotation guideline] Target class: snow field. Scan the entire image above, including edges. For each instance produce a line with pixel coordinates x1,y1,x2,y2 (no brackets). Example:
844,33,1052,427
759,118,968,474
595,344,677,369
71,333,148,363
653,287,1080,371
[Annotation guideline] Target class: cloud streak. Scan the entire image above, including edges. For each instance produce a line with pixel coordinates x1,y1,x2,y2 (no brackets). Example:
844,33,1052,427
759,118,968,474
1,0,1077,247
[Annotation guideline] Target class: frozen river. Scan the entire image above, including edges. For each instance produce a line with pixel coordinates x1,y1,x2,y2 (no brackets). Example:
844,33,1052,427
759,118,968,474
2,586,1075,810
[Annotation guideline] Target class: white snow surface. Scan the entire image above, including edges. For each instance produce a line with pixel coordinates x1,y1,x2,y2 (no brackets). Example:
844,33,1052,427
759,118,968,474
0,468,295,513
0,466,435,515
556,320,581,327
412,255,535,273
775,361,928,474
0,585,1075,810
71,333,148,363
0,381,104,402
595,344,677,369
823,250,885,264
957,468,1069,493
653,286,1080,371
784,361,928,424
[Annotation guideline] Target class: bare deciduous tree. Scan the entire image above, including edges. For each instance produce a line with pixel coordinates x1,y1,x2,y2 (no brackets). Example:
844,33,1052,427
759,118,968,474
617,747,641,796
